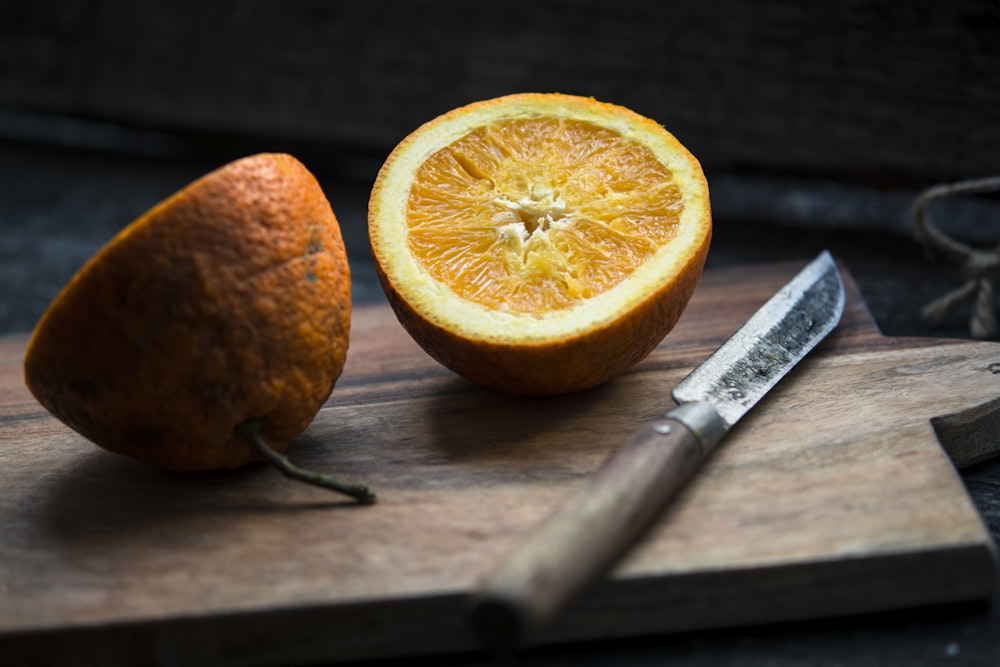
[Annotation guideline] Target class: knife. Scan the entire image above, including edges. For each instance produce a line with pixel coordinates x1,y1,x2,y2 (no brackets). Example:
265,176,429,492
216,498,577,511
470,250,845,651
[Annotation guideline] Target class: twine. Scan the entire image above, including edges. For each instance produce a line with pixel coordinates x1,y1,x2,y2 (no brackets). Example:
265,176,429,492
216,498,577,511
913,176,1000,339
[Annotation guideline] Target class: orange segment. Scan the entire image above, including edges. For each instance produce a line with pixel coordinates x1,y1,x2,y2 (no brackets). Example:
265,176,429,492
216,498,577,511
369,93,712,395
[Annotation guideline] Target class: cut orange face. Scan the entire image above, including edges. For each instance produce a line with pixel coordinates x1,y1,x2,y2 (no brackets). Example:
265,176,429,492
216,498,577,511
369,93,712,395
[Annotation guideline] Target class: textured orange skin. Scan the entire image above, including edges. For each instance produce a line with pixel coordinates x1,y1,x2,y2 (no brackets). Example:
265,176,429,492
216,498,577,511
369,94,712,396
24,153,351,470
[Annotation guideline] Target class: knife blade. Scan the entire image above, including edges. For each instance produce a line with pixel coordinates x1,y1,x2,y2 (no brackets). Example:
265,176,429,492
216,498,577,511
470,251,845,652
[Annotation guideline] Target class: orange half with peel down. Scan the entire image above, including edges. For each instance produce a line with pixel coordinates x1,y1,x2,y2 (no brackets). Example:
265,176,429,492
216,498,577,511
368,93,712,395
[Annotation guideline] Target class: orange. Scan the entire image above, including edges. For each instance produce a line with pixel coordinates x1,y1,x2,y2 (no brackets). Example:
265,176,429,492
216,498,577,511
24,153,373,501
368,93,712,395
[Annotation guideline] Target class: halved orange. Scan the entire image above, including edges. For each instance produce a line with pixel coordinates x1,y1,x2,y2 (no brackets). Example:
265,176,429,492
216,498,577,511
25,153,373,502
368,93,712,395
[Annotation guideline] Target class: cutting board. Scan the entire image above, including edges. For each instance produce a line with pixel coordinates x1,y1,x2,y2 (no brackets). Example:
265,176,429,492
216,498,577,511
1,260,998,666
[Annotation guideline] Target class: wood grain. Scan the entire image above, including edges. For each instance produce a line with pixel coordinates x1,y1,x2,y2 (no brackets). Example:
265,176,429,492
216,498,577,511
0,260,998,666
471,415,708,650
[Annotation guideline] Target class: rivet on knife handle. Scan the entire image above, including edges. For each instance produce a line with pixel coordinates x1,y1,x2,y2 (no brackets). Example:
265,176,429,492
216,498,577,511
468,251,845,652
470,402,727,651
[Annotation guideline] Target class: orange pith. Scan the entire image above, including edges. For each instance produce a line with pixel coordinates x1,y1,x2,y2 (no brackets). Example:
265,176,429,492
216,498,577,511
408,117,683,313
24,153,352,471
369,93,712,396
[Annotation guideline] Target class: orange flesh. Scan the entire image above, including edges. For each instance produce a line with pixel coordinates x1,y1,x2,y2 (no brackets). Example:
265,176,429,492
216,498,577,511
406,118,684,313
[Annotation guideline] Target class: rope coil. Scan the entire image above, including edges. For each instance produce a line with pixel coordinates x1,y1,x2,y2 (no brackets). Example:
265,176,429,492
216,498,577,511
913,176,1000,339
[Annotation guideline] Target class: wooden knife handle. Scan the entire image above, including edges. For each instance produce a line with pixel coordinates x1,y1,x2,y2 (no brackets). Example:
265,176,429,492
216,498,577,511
470,404,723,651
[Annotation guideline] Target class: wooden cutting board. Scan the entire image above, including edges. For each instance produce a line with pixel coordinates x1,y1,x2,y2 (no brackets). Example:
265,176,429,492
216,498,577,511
1,260,998,666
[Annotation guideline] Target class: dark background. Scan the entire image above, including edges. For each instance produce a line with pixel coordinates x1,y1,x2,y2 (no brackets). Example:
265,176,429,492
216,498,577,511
2,1,999,665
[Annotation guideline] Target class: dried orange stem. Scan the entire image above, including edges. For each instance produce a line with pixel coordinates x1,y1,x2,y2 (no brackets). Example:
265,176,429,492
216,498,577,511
237,421,376,504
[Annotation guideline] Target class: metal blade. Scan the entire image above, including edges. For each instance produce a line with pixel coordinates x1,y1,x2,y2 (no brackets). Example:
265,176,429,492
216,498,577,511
672,250,844,428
